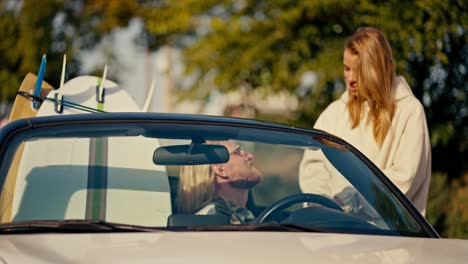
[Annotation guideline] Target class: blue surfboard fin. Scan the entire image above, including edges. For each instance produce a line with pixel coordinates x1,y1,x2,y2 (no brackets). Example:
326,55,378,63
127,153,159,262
33,54,47,109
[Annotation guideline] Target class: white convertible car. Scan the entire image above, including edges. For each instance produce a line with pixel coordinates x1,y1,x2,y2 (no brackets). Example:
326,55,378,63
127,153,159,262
0,113,466,263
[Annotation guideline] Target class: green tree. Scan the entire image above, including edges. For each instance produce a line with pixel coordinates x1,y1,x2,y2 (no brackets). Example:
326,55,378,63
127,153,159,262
0,0,81,108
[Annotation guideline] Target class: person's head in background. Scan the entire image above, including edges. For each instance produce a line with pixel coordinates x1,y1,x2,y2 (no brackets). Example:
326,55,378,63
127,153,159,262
177,140,262,213
223,103,257,119
344,27,396,146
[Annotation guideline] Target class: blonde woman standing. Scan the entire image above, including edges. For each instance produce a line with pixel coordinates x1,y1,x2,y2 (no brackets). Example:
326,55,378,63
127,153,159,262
299,27,431,215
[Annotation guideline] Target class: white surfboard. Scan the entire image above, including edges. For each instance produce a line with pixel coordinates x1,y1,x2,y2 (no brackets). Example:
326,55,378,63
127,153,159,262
11,76,171,226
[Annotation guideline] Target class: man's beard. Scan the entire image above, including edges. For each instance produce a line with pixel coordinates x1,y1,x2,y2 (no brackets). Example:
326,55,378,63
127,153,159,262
228,177,261,189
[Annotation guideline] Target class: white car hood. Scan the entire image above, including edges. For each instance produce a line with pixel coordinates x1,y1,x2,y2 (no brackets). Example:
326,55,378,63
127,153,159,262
0,232,466,263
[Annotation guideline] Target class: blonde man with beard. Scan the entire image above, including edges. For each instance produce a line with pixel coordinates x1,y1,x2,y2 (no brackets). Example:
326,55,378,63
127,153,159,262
177,141,262,224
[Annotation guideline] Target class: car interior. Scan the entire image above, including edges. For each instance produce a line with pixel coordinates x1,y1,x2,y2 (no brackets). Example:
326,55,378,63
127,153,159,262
0,121,428,237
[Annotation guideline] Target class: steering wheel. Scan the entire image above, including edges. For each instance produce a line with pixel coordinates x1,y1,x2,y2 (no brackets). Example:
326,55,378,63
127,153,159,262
255,193,344,224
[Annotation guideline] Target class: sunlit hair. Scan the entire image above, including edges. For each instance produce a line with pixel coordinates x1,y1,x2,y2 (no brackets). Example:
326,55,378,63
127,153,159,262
345,27,396,147
176,164,216,213
176,140,225,213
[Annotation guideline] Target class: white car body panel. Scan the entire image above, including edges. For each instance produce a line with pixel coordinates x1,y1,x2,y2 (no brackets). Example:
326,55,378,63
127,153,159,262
0,232,466,263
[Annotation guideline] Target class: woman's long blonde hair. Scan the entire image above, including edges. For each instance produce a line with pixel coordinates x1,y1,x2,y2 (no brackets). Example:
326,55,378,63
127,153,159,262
176,164,216,213
345,27,396,147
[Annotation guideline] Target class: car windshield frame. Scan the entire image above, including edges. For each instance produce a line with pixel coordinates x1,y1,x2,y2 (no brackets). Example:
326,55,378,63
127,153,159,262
0,113,439,238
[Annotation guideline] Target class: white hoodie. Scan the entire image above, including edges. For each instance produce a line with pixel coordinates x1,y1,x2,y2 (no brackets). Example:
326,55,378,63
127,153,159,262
299,76,431,215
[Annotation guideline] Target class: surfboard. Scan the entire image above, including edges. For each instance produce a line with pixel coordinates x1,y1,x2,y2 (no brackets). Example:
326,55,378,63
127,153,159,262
0,73,56,223
8,75,171,226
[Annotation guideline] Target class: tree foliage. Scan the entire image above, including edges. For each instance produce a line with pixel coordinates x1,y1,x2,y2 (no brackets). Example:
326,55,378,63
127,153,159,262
0,0,73,102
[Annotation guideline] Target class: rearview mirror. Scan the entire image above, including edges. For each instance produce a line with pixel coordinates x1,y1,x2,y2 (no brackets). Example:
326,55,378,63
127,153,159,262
153,144,229,165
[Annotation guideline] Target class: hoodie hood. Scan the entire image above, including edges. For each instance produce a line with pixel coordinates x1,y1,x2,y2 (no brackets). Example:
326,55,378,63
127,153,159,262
339,76,414,103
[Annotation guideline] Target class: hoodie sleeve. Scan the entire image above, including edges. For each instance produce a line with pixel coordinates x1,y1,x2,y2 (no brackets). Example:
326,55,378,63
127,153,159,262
299,148,334,197
299,105,337,197
381,102,431,200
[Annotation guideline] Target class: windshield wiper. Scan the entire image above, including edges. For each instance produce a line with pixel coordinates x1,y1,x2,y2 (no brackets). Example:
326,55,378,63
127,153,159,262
0,220,162,234
186,223,327,233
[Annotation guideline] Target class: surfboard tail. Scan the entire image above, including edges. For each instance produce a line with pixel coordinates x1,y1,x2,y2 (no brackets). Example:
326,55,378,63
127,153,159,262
9,73,55,122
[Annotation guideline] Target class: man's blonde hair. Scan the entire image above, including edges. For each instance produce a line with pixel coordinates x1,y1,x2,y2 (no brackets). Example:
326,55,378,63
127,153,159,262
345,27,396,147
176,164,216,213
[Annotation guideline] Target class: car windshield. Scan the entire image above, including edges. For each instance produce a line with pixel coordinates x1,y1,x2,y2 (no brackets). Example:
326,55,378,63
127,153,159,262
0,117,429,237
